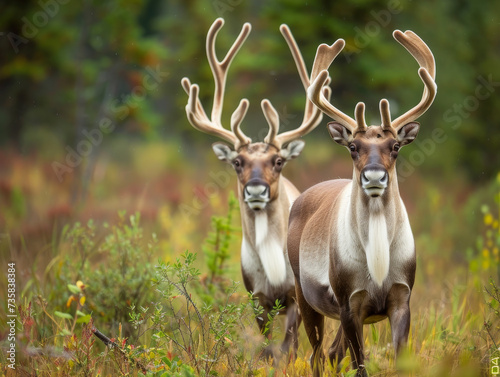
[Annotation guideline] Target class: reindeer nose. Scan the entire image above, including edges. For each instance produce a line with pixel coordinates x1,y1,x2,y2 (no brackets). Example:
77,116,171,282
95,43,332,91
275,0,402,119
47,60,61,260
245,184,268,197
244,182,270,210
361,168,388,188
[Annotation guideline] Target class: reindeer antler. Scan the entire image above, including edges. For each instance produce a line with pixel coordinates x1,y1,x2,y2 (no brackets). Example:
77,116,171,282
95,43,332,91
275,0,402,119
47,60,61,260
381,30,437,132
308,30,437,135
181,18,252,150
263,25,334,149
307,40,368,135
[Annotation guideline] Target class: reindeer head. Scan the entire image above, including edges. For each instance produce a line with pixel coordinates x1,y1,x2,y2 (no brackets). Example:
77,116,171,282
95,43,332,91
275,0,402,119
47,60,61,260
212,140,305,210
308,30,437,199
182,19,332,210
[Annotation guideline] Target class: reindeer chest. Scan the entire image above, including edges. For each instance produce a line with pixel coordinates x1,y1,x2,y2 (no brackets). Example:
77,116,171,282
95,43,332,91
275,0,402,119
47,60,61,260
332,211,416,311
241,237,294,296
240,212,294,298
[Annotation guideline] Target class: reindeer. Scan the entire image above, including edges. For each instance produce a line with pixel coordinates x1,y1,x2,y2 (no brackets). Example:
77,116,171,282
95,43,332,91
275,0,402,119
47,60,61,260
181,18,332,358
287,30,437,376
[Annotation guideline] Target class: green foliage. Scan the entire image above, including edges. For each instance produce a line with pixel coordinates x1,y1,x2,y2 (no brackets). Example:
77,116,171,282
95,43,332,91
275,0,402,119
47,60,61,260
126,196,283,376
130,251,256,376
1,199,271,376
20,211,161,345
260,299,285,339
467,172,500,281
1,0,499,182
202,191,239,286
61,212,160,338
484,278,500,354
0,185,26,227
1,0,169,142
2,187,497,376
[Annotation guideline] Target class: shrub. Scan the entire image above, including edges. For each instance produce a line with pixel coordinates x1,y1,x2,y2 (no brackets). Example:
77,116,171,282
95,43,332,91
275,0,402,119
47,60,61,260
467,172,500,282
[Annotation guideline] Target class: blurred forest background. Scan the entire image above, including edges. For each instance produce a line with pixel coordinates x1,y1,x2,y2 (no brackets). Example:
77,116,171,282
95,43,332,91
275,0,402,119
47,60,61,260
1,0,499,257
0,0,500,375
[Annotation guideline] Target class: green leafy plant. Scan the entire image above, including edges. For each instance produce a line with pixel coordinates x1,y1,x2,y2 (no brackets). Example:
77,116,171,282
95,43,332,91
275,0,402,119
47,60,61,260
130,251,264,376
202,191,239,287
13,300,107,376
484,278,500,366
467,172,500,281
62,212,160,339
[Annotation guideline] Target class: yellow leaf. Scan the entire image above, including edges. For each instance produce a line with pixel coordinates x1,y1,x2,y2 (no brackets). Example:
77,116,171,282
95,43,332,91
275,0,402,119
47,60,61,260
483,259,490,270
484,213,494,226
79,296,86,306
294,357,309,376
66,296,75,308
76,280,86,290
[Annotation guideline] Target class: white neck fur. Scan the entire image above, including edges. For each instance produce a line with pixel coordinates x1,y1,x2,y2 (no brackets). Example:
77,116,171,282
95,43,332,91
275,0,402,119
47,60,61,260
366,199,390,286
254,212,287,286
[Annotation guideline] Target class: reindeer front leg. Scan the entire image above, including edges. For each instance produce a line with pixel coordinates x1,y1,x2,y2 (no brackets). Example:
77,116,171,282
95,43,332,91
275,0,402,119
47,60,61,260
341,291,369,377
255,301,275,360
327,325,348,370
280,301,301,359
387,283,412,355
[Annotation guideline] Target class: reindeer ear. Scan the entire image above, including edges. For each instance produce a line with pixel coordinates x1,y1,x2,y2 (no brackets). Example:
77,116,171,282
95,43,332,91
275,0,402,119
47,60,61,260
327,122,353,146
280,140,305,161
212,142,238,162
397,122,420,146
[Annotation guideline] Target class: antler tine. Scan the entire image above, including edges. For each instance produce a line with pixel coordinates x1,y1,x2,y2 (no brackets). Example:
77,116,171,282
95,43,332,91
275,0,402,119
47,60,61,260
271,31,346,148
182,77,209,123
280,24,328,123
308,70,355,133
208,18,251,129
184,83,240,144
393,30,436,105
393,30,435,79
262,100,280,147
307,40,369,134
309,41,345,83
231,99,251,150
182,18,252,148
391,68,437,131
380,99,392,131
355,102,367,131
389,30,437,132
261,25,317,148
279,25,310,91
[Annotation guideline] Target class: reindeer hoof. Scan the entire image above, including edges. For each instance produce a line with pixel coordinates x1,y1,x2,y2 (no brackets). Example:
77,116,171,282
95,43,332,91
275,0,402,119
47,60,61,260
260,345,276,362
356,364,368,377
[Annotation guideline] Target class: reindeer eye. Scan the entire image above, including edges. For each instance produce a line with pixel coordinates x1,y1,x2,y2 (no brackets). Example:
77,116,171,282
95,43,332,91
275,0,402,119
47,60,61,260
393,143,400,152
349,144,357,152
233,159,241,168
275,158,283,167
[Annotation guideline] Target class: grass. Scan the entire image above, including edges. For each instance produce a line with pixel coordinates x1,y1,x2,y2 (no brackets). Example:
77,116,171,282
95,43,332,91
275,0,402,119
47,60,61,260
0,140,499,376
